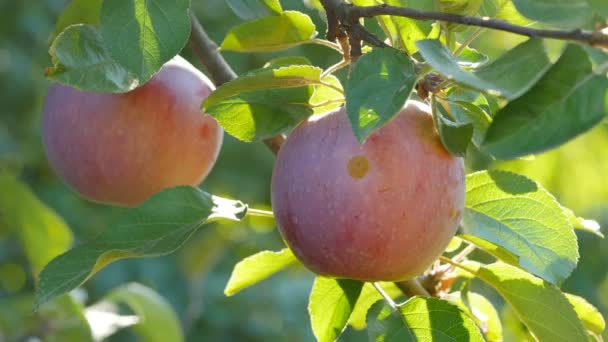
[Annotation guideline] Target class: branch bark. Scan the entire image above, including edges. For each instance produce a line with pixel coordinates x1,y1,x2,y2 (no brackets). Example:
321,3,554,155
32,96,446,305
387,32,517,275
188,12,285,155
319,0,608,58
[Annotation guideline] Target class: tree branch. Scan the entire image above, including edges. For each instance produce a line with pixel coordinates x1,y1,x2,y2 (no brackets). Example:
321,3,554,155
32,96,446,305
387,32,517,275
318,0,608,58
188,12,285,155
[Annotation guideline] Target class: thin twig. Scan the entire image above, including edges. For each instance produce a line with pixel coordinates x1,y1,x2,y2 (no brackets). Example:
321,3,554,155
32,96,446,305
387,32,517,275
349,4,608,48
188,12,286,154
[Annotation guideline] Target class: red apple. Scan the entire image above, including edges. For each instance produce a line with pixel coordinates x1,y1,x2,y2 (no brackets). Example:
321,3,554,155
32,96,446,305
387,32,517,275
42,56,222,206
271,102,465,281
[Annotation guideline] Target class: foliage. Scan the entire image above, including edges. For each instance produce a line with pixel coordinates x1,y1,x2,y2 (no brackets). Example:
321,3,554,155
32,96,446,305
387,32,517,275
1,0,607,341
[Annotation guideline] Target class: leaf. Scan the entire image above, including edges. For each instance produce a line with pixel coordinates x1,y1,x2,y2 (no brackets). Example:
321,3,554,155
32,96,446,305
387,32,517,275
308,277,363,342
202,65,324,141
310,75,345,114
565,293,606,336
0,174,72,276
373,0,430,53
96,283,184,342
99,0,191,81
54,0,103,38
345,48,416,143
468,262,588,342
447,100,492,148
367,297,484,341
512,0,593,28
433,100,474,156
462,170,578,284
226,0,282,20
445,291,503,342
47,24,139,93
588,0,608,16
348,282,402,330
563,207,603,238
204,65,322,107
483,44,608,159
35,186,247,309
263,56,312,68
0,295,93,341
224,248,298,296
220,11,317,52
417,38,551,100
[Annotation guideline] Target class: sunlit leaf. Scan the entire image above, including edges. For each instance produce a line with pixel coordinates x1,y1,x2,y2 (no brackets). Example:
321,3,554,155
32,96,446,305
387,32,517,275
462,170,578,284
445,291,503,342
464,262,588,342
367,297,484,341
224,248,298,296
100,0,191,81
221,11,317,52
309,277,363,342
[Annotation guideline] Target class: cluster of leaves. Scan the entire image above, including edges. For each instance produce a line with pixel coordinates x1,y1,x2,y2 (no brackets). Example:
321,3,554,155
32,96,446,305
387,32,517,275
26,0,608,340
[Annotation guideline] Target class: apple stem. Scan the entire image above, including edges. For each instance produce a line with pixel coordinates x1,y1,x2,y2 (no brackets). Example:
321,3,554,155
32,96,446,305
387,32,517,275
372,282,398,310
247,208,275,218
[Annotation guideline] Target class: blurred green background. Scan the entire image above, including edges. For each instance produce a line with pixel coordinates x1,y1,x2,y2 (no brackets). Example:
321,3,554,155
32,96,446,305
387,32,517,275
0,0,606,341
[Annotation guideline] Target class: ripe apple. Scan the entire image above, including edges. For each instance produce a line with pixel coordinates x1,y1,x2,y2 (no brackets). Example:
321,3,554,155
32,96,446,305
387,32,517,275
42,55,223,206
271,102,465,281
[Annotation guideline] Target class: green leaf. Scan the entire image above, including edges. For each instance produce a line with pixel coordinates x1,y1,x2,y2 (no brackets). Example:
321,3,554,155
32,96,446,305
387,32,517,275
373,0,430,53
563,207,603,238
263,56,312,68
35,186,247,309
308,277,363,342
445,291,503,342
204,65,322,107
512,0,593,28
345,48,416,143
349,282,402,330
99,0,191,81
220,11,317,52
0,173,72,276
202,65,325,141
310,75,345,115
449,101,492,148
226,0,282,20
224,248,297,296
367,297,484,341
417,38,551,100
565,293,606,336
469,262,588,342
588,0,608,16
0,295,93,342
54,0,103,38
47,24,138,93
95,283,184,342
483,44,608,159
433,100,474,156
462,170,578,284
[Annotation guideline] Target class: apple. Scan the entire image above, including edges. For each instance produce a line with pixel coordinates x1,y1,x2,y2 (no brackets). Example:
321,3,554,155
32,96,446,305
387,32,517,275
271,102,465,281
42,55,222,206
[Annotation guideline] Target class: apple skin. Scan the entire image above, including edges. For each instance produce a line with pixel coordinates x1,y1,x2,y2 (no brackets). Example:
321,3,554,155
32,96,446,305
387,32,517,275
271,102,465,281
42,56,223,206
